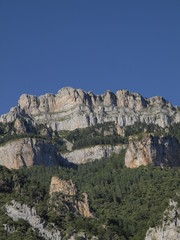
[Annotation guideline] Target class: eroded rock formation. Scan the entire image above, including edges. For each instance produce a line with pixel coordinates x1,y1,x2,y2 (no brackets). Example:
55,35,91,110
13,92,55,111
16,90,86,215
5,200,62,240
1,87,179,131
145,200,180,240
50,177,77,196
125,135,180,168
50,177,94,218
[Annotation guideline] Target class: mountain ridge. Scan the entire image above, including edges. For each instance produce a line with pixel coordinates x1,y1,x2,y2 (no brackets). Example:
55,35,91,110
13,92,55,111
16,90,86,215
0,87,179,132
1,87,180,239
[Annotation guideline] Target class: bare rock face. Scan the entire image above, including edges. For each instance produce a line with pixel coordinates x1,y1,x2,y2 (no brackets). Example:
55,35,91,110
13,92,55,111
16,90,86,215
116,90,147,110
0,138,60,169
77,193,94,218
50,177,94,218
14,118,26,134
50,177,77,196
61,145,125,164
145,200,180,240
68,232,98,240
5,200,62,240
125,135,180,168
0,87,178,131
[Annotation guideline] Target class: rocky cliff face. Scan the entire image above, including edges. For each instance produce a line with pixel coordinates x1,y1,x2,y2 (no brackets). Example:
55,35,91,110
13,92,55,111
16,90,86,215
50,177,77,196
125,135,180,168
145,200,180,240
1,87,179,131
5,200,62,240
61,144,125,164
50,177,94,218
0,138,60,169
1,87,180,170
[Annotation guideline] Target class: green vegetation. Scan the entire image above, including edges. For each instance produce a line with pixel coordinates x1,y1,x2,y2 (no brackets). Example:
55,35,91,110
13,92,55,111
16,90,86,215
1,121,180,239
124,122,164,138
0,120,52,146
0,151,180,239
65,122,128,150
169,123,180,143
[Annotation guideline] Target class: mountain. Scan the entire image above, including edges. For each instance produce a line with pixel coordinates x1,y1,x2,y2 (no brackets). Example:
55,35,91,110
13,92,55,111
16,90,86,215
1,87,180,131
1,87,180,239
1,87,180,169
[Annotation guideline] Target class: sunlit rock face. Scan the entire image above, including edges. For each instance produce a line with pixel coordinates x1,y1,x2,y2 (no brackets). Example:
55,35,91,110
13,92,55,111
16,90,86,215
61,144,125,164
0,87,178,131
125,135,180,168
145,200,180,240
5,200,62,240
50,177,77,196
49,177,94,218
0,138,60,169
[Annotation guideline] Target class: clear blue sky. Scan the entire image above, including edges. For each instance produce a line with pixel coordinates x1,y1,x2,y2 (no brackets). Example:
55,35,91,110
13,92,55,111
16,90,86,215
0,0,180,115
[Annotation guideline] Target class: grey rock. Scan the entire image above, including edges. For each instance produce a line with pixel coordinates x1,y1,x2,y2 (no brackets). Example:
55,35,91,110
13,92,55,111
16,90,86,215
0,87,178,131
145,200,180,240
5,200,62,240
3,224,16,234
68,232,98,240
61,144,125,164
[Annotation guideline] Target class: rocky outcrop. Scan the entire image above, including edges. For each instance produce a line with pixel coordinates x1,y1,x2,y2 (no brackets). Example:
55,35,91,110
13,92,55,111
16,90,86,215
50,177,94,218
68,232,98,240
0,138,60,169
61,144,125,164
77,192,94,218
5,200,62,240
0,87,179,131
3,224,16,234
14,118,27,134
125,135,180,168
50,177,77,196
145,200,180,240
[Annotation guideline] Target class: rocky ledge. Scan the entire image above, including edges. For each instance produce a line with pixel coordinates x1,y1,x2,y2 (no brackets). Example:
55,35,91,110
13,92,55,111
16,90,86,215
61,144,125,164
50,177,94,218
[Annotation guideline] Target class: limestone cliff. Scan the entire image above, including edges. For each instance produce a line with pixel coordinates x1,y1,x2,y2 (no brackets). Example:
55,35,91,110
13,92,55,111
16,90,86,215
125,135,180,168
1,87,179,131
145,200,180,240
50,177,77,196
0,138,60,169
5,200,62,240
50,177,94,218
61,144,125,164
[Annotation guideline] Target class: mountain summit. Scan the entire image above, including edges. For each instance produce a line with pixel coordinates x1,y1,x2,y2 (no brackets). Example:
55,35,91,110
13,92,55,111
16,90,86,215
1,87,179,131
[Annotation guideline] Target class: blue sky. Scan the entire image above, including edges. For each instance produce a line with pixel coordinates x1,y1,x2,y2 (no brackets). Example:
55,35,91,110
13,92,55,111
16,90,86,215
0,0,180,115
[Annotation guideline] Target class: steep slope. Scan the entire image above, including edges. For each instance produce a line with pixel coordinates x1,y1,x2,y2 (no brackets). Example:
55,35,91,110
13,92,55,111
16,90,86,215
61,145,125,164
0,138,60,169
50,177,94,218
145,200,180,240
5,200,62,240
125,134,180,168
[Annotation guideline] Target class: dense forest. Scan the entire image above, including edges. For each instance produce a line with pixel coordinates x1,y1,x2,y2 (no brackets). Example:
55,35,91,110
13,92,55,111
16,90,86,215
1,121,180,239
0,151,180,239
